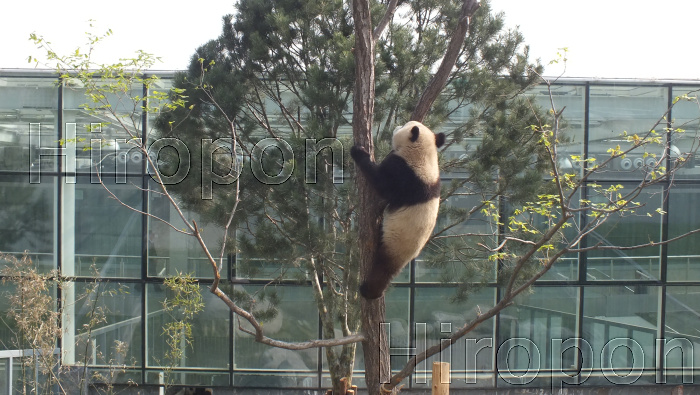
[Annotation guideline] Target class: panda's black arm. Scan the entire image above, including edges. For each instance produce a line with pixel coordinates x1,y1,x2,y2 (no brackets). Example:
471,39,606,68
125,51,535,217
350,145,390,197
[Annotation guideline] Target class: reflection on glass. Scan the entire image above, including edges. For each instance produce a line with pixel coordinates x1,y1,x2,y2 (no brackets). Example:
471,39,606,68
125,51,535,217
0,284,16,350
146,284,229,369
668,186,700,281
6,72,700,390
62,80,144,176
0,77,58,172
146,77,175,145
145,370,229,387
670,87,700,180
0,359,6,390
531,84,587,178
413,287,495,387
322,287,408,385
586,184,662,281
420,182,495,284
0,177,55,272
65,282,142,367
67,177,142,278
582,286,658,372
663,287,700,375
498,287,578,371
233,285,317,387
588,86,667,180
147,179,224,279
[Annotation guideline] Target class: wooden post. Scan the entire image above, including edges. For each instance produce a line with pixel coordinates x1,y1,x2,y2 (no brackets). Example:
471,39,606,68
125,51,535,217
432,362,450,395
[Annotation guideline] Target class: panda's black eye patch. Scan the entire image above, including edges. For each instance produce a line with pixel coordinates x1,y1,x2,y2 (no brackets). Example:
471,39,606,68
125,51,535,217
410,126,420,142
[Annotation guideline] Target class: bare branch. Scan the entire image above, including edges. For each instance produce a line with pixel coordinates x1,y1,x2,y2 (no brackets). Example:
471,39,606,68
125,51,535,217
570,227,700,253
218,121,242,273
504,214,571,298
216,287,364,350
93,165,192,236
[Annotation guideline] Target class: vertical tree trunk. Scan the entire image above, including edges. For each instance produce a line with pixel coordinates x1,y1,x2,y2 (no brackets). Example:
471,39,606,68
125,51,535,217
351,1,391,394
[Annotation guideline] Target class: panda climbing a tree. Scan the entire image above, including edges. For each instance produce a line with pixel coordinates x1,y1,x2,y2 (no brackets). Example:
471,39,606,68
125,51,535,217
351,121,445,299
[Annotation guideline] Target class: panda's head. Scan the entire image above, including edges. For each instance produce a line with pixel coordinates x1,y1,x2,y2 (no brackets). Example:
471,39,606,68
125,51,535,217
392,121,445,181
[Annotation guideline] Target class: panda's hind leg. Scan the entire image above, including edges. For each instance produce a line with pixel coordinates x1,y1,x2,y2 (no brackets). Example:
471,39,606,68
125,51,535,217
359,245,401,299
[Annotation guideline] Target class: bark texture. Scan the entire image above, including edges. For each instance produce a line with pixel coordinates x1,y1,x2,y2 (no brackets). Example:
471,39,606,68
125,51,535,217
351,0,391,393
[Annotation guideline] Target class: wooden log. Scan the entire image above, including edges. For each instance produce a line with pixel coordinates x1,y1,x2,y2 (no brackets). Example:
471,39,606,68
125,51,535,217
432,361,450,395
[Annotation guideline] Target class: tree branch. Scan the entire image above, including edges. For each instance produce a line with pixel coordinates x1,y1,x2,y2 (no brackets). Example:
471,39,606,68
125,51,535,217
411,0,480,122
373,0,399,43
214,287,364,351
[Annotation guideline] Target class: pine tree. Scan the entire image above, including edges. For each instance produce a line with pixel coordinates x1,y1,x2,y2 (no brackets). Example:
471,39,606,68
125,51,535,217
156,0,543,392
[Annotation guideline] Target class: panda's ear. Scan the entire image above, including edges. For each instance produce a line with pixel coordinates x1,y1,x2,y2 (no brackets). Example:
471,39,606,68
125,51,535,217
410,126,420,142
435,133,446,148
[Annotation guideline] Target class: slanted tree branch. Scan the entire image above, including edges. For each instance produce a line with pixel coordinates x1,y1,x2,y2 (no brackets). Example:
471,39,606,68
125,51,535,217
373,0,399,43
411,0,481,122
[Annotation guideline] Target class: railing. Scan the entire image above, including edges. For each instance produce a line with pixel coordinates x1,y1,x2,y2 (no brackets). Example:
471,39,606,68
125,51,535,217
75,253,141,278
0,348,60,394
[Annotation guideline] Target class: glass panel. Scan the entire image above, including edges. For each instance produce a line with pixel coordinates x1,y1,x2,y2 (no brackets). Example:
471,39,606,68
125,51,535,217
531,83,587,177
504,190,582,283
412,287,495,388
667,187,700,282
234,221,309,281
323,287,407,388
235,371,318,388
0,275,58,351
418,182,495,283
531,84,586,283
0,359,6,391
664,286,700,376
586,184,662,281
145,370,228,387
581,286,659,378
588,85,667,181
65,176,142,278
147,179,224,279
233,285,317,377
0,176,55,272
384,287,411,372
498,287,578,373
64,282,142,367
0,77,58,172
62,79,144,176
0,284,15,350
145,76,174,145
90,368,141,386
146,283,229,369
670,87,700,180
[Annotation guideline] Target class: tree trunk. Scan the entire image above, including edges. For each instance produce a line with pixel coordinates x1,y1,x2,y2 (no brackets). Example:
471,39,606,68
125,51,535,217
351,0,391,394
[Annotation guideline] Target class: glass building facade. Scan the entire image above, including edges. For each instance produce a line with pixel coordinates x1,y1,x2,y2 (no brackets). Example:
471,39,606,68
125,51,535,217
1,69,700,392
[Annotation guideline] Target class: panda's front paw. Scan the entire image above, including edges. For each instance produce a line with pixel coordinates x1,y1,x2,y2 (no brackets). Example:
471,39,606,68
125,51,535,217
350,145,369,162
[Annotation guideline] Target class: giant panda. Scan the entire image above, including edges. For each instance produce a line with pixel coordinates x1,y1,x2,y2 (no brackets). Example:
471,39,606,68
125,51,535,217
351,121,445,299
